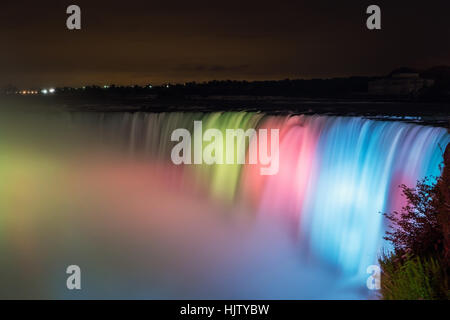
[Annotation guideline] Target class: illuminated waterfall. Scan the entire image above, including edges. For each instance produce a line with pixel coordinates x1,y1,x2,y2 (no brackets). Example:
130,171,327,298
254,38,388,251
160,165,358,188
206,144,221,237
123,112,449,274
1,111,448,298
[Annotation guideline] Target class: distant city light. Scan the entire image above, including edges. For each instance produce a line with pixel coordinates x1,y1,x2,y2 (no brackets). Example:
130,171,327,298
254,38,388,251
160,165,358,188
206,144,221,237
20,90,38,95
49,88,55,93
41,89,48,94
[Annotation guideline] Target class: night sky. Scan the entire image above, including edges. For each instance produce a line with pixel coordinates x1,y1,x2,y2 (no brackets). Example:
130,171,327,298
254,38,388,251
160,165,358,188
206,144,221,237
1,0,449,87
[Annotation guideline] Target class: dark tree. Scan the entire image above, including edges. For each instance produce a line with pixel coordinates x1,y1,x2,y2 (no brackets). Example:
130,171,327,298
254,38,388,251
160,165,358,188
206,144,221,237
384,144,450,266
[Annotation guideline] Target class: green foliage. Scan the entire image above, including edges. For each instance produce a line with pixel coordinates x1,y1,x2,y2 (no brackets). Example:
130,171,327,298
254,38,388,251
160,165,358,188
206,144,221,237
379,253,449,300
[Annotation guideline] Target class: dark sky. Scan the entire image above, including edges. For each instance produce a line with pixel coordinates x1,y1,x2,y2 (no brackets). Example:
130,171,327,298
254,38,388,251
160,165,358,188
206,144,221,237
1,0,449,87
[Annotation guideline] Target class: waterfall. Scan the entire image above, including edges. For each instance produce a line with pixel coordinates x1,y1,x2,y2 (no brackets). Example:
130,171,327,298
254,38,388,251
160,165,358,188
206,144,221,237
1,111,448,298
74,112,450,273
111,112,449,275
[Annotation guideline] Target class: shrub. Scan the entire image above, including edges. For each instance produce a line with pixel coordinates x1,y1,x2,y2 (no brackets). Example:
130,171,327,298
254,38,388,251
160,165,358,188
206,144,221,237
383,178,443,259
380,144,449,299
379,253,449,300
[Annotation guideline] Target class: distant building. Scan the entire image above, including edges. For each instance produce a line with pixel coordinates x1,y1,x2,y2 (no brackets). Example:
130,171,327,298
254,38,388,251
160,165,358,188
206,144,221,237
369,72,434,96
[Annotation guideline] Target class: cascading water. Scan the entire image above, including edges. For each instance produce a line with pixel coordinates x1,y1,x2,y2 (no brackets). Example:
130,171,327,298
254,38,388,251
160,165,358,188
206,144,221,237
75,112,450,280
0,111,448,299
